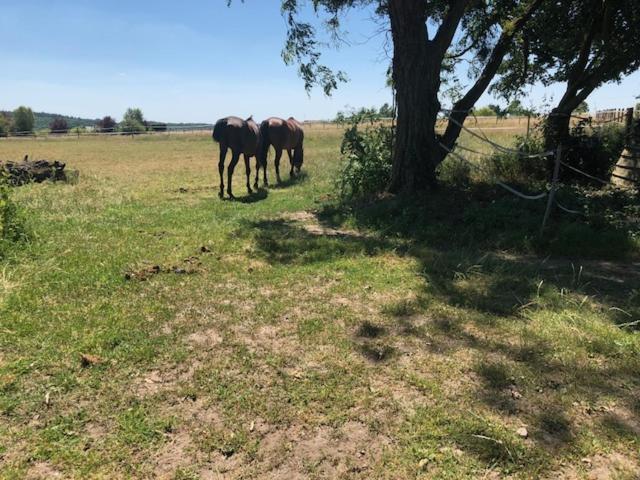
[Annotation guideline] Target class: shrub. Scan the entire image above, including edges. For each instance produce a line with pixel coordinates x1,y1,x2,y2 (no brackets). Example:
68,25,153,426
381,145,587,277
337,122,393,200
561,120,625,184
481,133,548,185
437,156,471,189
49,116,69,134
11,106,34,135
472,106,496,117
482,120,625,186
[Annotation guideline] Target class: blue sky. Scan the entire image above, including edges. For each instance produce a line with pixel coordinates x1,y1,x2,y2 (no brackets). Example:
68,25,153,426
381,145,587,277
1,0,638,123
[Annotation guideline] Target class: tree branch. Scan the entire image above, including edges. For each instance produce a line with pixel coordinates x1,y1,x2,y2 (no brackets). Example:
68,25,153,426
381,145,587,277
433,0,472,60
440,0,545,152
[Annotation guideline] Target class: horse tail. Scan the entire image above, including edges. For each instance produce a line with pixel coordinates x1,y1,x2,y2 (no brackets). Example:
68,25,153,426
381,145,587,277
212,118,227,143
294,126,304,168
258,120,270,167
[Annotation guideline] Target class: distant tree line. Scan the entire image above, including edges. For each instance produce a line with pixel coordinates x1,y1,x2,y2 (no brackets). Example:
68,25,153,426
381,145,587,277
471,100,588,118
0,106,167,136
335,103,395,124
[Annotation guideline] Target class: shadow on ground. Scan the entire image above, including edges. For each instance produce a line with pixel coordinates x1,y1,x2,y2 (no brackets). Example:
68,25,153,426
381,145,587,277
235,187,640,474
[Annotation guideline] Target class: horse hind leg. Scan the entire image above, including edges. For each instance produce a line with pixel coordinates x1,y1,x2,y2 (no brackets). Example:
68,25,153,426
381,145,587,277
218,144,227,199
287,149,294,177
244,154,253,195
226,151,240,199
274,149,283,184
254,156,260,190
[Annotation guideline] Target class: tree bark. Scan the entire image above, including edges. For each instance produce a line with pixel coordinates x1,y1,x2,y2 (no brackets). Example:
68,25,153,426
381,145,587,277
387,0,441,193
386,0,542,193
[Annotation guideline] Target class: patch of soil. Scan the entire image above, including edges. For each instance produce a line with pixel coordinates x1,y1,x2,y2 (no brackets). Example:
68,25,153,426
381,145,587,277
233,323,299,356
256,421,390,478
133,361,201,397
186,328,223,349
153,431,194,479
25,461,63,479
281,211,368,238
586,453,640,480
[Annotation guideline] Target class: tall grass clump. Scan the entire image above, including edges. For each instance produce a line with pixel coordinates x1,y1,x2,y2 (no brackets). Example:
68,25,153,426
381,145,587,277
481,133,548,185
0,174,25,256
337,122,393,200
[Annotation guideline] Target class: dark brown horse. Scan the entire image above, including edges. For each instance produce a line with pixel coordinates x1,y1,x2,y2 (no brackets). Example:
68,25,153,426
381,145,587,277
258,117,304,184
212,116,260,198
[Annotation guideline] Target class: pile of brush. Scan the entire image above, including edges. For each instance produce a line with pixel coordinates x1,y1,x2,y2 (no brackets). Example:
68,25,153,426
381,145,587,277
0,155,68,185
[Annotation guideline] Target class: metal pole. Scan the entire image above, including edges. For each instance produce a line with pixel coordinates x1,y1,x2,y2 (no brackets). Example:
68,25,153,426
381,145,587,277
540,144,563,235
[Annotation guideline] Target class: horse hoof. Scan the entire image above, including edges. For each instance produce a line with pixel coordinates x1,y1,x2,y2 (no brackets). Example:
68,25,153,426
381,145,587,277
247,188,253,195
218,191,224,199
253,183,259,190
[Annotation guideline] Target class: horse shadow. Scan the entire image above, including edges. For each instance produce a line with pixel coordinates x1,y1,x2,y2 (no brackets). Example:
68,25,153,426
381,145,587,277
272,171,309,189
222,187,269,204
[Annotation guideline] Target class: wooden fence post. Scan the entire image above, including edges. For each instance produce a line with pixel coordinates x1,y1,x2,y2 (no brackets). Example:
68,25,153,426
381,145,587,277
540,144,563,235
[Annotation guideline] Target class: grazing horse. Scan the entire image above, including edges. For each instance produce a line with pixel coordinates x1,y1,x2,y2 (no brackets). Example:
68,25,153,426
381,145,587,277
212,116,260,199
258,117,304,184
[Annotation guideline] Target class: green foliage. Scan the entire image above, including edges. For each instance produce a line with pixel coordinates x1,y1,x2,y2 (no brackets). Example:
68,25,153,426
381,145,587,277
0,174,25,256
483,121,625,185
437,156,471,189
49,116,69,134
0,114,9,137
573,101,589,114
495,1,640,116
378,103,394,118
11,106,35,134
335,106,384,125
120,108,146,133
473,106,497,117
96,116,117,133
337,121,393,200
488,104,508,119
482,134,548,184
561,120,625,183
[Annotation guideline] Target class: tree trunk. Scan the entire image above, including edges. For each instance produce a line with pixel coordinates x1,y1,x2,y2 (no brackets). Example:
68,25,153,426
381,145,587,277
544,106,572,151
387,1,442,194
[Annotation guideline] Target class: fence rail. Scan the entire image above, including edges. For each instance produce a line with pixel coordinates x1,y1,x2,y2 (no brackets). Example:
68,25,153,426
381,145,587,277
595,109,629,123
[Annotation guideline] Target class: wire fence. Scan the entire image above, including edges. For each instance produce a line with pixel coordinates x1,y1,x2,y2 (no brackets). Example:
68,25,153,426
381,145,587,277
439,109,637,234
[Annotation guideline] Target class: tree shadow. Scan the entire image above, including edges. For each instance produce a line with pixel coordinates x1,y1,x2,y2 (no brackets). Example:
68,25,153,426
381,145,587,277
236,189,640,473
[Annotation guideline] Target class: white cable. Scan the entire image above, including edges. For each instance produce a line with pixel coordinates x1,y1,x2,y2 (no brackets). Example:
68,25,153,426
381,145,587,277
555,201,584,215
440,142,548,201
444,115,555,159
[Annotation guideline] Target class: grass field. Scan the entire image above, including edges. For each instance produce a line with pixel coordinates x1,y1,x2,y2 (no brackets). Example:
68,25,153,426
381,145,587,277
0,129,639,479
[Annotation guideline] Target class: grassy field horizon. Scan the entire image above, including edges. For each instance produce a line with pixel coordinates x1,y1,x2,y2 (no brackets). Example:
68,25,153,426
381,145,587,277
1,130,638,479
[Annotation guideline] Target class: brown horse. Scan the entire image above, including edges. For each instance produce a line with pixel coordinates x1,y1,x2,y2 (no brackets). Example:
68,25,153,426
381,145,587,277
258,117,304,184
212,116,260,198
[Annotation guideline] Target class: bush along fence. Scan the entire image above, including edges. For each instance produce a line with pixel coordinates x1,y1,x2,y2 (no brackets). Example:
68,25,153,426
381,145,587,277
441,107,638,236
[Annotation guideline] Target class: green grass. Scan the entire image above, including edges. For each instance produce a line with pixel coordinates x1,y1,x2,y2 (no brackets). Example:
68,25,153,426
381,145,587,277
0,129,639,478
